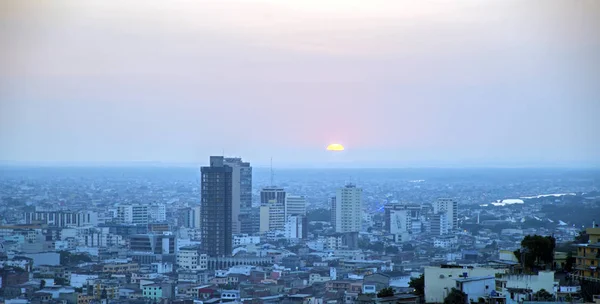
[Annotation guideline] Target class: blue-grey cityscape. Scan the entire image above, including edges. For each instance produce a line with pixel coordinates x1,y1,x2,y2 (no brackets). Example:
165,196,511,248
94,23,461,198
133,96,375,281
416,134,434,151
1,163,600,303
1,0,599,303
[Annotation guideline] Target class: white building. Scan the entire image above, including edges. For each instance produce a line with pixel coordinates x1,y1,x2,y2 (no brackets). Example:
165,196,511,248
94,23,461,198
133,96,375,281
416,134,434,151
497,271,556,298
334,184,363,233
424,266,506,303
455,276,496,303
433,198,458,231
233,234,260,246
434,236,458,249
260,187,286,232
284,215,305,239
117,205,148,225
285,195,306,217
148,204,166,222
176,246,208,271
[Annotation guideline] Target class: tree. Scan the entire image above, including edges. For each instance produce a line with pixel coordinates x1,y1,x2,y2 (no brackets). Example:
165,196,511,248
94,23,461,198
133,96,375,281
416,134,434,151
307,208,330,222
377,287,394,298
369,241,385,253
403,243,414,251
54,277,67,286
564,251,576,272
514,235,555,270
409,275,424,296
444,288,467,304
40,279,46,289
574,230,589,244
385,246,399,255
533,289,553,301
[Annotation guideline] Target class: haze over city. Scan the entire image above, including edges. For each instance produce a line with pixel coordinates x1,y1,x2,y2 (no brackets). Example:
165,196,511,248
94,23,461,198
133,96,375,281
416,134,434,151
1,0,599,167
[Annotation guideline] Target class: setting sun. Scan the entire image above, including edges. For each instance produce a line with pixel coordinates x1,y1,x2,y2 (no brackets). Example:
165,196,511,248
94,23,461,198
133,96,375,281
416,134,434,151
326,143,345,151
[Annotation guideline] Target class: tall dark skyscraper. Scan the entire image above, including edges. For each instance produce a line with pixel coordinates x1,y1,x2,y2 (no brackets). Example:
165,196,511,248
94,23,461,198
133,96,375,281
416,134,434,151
201,156,233,257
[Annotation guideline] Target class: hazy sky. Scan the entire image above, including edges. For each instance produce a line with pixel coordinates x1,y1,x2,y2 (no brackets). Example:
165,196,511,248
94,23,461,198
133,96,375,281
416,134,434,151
1,0,599,167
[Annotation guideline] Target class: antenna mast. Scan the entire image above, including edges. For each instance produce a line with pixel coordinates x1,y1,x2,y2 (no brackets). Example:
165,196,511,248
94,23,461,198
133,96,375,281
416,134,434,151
270,157,274,186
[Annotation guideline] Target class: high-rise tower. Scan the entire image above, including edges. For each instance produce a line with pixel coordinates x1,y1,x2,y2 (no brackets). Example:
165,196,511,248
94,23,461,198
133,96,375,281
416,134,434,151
223,157,252,234
201,156,233,257
334,184,363,233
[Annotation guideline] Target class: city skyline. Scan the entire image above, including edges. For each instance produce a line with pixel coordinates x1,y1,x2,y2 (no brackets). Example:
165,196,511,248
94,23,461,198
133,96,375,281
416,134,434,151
1,0,599,167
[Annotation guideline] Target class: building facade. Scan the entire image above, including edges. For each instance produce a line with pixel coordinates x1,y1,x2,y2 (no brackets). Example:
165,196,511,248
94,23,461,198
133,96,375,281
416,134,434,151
117,205,148,225
201,156,233,257
223,157,252,234
285,195,306,217
259,187,286,232
433,198,458,231
334,184,363,233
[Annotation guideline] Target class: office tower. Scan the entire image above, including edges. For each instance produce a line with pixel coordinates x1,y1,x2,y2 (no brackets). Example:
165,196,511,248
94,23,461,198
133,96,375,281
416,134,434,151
259,187,286,232
433,198,458,231
117,205,149,225
334,184,363,233
330,196,336,230
285,195,306,217
201,156,233,257
223,157,252,234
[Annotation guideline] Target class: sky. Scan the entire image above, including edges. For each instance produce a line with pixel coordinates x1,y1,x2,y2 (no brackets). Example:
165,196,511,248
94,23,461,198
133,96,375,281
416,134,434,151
1,0,599,168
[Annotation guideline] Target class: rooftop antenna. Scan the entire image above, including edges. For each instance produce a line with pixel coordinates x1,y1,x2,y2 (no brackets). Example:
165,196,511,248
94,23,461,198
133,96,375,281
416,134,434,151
270,157,274,187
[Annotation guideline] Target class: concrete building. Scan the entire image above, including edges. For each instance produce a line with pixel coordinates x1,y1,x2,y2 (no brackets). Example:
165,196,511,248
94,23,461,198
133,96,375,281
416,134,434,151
232,234,260,246
129,233,176,255
455,276,496,303
177,246,208,271
285,195,306,217
573,226,600,282
430,212,449,236
148,204,166,222
182,206,201,229
223,157,252,234
424,265,506,303
330,196,337,231
334,184,363,233
284,215,307,239
433,198,458,231
496,271,557,297
23,211,98,227
260,187,286,232
201,156,233,257
117,205,149,225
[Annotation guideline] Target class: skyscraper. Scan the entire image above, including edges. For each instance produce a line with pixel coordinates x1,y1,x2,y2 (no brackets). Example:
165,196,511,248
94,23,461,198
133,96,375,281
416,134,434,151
223,157,252,234
201,156,233,257
433,198,458,231
259,187,286,232
334,184,363,233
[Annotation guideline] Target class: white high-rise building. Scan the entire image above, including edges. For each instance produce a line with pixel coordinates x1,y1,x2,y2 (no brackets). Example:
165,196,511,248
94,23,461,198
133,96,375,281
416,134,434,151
117,205,148,225
334,184,363,233
284,215,305,239
149,204,167,222
285,195,306,217
433,198,458,231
